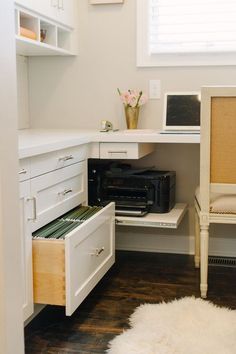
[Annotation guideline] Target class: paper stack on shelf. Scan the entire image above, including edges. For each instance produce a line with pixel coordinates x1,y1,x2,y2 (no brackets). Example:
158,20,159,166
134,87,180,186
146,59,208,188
20,26,37,40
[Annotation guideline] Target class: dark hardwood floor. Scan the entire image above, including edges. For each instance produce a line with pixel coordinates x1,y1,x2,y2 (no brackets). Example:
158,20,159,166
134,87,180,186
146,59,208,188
25,251,236,354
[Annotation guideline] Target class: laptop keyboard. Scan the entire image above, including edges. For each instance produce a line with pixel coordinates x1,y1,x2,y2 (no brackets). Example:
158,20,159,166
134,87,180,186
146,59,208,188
160,130,200,135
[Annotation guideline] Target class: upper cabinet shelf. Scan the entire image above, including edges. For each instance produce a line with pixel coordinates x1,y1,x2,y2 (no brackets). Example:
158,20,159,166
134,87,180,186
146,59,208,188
14,0,77,56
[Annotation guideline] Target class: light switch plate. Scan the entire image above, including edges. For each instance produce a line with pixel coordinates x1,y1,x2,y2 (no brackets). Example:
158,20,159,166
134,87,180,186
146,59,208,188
149,80,161,99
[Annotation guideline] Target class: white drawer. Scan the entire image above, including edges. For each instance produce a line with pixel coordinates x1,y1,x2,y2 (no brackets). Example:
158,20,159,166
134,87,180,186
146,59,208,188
30,144,88,178
30,161,87,232
32,202,115,316
19,158,31,181
99,143,154,159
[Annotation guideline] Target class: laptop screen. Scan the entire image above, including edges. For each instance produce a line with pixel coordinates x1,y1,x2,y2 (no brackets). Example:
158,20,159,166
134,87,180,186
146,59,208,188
163,92,201,130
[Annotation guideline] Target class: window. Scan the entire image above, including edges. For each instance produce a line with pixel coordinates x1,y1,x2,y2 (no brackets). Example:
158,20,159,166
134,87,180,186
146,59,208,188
137,0,236,66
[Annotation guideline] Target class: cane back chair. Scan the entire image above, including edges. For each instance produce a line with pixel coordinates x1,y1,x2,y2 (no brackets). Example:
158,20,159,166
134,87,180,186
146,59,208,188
195,86,236,298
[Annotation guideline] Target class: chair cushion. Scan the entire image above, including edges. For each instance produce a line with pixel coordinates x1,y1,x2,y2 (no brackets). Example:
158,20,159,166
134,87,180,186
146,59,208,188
195,186,236,214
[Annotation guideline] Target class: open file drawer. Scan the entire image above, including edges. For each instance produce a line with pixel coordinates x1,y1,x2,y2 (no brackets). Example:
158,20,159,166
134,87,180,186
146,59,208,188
32,203,115,316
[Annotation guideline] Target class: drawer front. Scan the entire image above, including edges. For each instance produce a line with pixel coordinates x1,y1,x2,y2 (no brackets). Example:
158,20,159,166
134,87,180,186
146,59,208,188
31,161,87,232
32,203,115,316
30,144,88,178
19,158,31,181
99,142,154,159
65,202,115,315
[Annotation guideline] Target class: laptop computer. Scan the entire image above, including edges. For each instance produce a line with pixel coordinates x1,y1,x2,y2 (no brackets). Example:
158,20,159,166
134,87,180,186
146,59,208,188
160,92,201,134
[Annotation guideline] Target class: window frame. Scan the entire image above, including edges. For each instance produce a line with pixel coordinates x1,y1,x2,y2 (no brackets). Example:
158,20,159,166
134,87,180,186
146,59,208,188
137,0,236,67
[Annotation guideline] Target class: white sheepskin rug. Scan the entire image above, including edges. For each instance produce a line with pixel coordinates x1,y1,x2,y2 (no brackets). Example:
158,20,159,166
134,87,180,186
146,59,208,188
107,297,236,354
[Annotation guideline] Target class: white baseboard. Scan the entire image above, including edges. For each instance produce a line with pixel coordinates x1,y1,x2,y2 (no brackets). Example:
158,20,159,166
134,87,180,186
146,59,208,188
116,231,236,257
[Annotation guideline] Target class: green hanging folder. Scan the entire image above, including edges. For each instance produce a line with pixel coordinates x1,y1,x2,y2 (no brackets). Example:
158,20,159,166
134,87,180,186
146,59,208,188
32,206,102,240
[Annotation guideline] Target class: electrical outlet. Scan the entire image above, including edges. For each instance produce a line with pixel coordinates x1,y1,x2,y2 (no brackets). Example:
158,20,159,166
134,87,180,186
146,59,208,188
149,80,161,99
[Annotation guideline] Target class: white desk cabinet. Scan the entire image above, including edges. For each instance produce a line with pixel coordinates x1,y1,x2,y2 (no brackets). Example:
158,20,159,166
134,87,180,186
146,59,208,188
18,134,191,320
19,144,115,319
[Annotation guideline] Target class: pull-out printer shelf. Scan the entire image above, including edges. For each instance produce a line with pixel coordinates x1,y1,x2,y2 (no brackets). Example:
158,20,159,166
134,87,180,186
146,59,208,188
115,203,187,229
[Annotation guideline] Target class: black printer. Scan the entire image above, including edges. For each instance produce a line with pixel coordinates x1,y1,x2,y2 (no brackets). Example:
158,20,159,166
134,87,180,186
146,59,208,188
88,160,176,216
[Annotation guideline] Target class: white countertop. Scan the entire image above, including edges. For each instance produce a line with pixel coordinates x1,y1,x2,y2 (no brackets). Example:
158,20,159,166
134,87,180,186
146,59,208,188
18,129,96,158
18,129,200,159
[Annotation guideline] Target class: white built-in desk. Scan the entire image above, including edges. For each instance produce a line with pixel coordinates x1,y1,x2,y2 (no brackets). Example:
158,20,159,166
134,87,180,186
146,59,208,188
18,128,199,232
18,129,199,321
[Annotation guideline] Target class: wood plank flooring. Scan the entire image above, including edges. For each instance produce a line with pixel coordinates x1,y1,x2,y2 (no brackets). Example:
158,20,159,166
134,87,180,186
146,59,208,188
25,251,236,353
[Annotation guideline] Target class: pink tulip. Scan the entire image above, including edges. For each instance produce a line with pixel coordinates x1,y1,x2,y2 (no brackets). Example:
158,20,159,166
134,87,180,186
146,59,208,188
117,88,148,108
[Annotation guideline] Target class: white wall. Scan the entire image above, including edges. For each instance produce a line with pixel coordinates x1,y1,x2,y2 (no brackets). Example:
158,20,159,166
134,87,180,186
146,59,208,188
28,1,236,130
26,0,236,255
0,1,24,353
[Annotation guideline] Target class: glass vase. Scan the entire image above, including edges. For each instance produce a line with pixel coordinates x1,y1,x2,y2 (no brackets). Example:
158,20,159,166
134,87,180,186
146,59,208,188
125,106,140,129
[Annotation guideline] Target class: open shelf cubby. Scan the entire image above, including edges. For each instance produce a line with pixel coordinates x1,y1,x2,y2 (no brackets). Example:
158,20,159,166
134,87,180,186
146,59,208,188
15,6,74,56
57,27,71,51
40,20,56,47
19,11,39,41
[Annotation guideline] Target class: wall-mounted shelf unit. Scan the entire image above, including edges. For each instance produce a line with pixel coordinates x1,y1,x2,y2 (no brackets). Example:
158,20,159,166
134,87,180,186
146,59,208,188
115,203,188,229
15,6,75,56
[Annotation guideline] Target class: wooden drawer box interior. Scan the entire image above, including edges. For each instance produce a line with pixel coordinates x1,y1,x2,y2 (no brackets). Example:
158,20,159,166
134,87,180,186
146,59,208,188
33,239,65,306
32,203,115,316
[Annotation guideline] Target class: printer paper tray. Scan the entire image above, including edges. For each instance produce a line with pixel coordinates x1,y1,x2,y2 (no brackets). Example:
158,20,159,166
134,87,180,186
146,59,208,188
115,209,148,217
115,203,187,229
101,200,149,217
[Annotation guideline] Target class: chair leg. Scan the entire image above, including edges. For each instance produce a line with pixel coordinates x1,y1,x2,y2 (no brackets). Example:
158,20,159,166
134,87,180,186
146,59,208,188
200,224,209,298
194,208,200,268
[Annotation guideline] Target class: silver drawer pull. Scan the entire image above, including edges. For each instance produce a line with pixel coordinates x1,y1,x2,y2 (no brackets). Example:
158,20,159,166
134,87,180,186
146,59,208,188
19,169,27,175
108,151,127,154
58,155,74,162
91,247,105,257
27,197,37,222
58,188,73,196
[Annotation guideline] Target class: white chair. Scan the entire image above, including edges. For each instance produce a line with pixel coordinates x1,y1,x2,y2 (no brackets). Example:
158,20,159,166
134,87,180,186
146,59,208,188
194,86,236,298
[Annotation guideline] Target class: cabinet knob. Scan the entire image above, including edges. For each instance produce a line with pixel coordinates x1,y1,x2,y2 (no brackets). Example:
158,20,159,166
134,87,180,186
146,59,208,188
19,169,27,175
58,188,73,196
90,247,105,257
